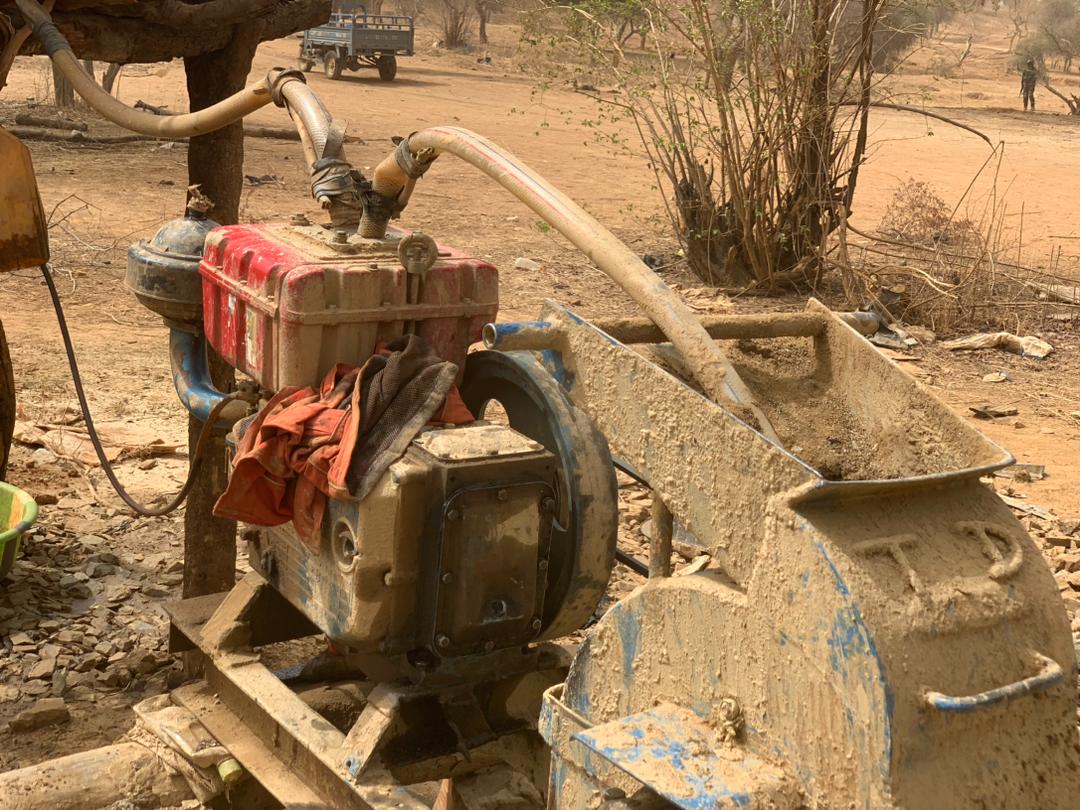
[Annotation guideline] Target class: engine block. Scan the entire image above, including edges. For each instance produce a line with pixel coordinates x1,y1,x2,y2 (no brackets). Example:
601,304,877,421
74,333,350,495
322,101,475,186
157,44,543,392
247,422,557,658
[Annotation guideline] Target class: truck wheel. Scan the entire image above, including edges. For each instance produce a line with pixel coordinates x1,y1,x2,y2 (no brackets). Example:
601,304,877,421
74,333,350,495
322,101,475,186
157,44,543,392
324,51,343,80
299,58,315,72
377,53,397,82
0,320,15,481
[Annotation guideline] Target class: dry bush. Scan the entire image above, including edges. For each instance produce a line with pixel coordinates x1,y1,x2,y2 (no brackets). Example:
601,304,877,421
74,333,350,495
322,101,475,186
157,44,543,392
879,179,978,246
840,177,1077,334
529,0,890,289
394,0,427,19
435,0,474,48
927,53,957,77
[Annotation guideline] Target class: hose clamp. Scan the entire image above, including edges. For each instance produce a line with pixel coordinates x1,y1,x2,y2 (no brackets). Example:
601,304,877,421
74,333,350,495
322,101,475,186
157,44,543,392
32,20,71,56
361,187,404,222
393,135,436,180
311,157,356,198
268,67,307,107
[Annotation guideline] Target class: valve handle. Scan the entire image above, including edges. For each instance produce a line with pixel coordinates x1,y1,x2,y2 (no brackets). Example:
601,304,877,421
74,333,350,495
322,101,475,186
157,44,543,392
924,652,1064,713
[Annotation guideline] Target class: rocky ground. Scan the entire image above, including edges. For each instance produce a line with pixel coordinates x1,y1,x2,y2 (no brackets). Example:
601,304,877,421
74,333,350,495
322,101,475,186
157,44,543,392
0,504,187,752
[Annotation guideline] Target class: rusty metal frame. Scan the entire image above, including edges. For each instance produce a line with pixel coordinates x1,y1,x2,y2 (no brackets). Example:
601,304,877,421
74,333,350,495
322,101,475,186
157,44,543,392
166,570,566,807
167,572,429,810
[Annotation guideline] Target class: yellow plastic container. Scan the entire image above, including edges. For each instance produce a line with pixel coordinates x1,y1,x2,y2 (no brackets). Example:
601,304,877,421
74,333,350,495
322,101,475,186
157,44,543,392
0,482,38,580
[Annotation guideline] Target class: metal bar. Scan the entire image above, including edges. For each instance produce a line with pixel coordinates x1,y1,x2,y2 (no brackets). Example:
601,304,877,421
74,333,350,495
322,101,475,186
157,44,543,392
589,310,880,345
173,682,328,807
166,588,320,654
649,493,673,578
482,321,559,352
169,573,427,809
613,457,648,486
198,656,386,809
924,652,1064,713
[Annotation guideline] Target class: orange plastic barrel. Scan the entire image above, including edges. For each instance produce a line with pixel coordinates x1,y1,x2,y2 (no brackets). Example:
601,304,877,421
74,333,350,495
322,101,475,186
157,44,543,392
0,125,50,273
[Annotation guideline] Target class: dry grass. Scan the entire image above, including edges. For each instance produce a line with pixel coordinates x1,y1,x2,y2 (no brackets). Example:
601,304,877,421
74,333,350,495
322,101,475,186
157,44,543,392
835,173,1080,334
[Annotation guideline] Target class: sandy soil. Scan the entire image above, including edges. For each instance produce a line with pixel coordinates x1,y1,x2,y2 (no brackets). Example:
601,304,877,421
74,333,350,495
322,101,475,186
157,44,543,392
1,6,1079,790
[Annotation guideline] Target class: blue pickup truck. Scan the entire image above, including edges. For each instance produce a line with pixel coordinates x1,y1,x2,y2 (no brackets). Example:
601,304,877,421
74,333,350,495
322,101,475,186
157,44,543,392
299,7,415,82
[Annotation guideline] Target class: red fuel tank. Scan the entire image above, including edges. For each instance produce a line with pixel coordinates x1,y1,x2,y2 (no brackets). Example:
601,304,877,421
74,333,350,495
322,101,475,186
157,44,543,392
199,223,498,390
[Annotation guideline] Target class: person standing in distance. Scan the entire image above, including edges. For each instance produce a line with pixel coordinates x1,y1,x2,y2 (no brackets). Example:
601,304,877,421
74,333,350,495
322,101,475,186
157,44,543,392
1021,58,1038,112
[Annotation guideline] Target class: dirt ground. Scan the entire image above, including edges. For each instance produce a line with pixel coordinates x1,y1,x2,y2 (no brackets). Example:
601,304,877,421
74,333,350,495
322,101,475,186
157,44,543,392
1,5,1080,795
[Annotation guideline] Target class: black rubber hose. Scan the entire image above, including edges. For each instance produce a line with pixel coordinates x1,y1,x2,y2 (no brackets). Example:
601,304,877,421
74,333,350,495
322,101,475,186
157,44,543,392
615,549,649,577
41,264,238,516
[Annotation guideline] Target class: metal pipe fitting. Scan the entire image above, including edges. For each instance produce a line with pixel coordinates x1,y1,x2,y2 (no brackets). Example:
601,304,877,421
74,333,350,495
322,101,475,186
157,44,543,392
588,311,881,345
358,136,437,238
481,321,560,352
169,329,248,426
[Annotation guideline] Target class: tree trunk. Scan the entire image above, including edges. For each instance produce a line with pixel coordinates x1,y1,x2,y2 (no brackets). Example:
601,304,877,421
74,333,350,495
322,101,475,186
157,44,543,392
101,63,122,95
0,742,194,810
180,27,261,599
51,64,73,108
477,2,489,44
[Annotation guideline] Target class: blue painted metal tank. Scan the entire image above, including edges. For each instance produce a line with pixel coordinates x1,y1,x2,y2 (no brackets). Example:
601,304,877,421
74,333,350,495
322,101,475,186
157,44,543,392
126,208,218,324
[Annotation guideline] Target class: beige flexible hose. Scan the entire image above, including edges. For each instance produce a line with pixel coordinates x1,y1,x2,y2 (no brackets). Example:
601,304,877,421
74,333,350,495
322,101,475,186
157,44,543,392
14,0,273,137
16,0,357,220
373,126,777,436
276,77,339,164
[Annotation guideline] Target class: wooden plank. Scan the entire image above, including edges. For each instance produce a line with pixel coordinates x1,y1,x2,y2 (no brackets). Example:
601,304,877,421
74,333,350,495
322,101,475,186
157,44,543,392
174,681,328,808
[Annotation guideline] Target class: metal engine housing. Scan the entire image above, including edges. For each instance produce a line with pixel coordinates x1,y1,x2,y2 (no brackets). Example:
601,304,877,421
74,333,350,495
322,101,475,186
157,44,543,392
248,421,558,658
126,210,218,324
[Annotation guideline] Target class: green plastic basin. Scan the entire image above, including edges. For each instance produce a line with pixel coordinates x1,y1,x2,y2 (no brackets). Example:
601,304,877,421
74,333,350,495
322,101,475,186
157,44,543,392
0,482,37,580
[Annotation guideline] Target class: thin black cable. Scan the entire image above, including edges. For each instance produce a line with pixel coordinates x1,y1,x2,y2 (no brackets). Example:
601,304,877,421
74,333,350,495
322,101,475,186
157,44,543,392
41,263,238,516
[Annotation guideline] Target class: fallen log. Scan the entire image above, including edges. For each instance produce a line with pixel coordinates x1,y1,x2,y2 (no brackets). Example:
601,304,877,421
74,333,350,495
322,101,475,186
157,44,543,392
0,741,195,810
13,111,88,131
1043,81,1080,115
5,123,362,144
4,124,154,143
244,123,303,142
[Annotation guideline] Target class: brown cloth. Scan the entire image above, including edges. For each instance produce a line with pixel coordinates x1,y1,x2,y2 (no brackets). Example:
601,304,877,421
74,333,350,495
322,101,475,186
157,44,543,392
213,335,473,549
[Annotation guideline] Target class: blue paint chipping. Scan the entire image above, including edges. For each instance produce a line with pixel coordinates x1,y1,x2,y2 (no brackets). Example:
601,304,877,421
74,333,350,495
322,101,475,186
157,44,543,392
487,321,551,345
815,543,895,777
574,706,774,809
169,329,231,423
540,349,573,391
